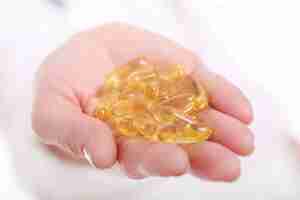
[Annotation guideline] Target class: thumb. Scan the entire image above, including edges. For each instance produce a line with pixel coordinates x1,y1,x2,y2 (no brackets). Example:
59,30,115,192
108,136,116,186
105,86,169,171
32,91,117,169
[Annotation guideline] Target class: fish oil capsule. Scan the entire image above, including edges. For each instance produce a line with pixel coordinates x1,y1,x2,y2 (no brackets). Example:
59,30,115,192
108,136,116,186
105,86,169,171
93,95,115,121
179,124,212,143
183,94,208,115
113,117,138,137
158,64,184,81
191,95,208,111
169,64,185,80
150,106,177,124
104,70,127,91
94,106,112,121
133,113,157,137
158,125,177,143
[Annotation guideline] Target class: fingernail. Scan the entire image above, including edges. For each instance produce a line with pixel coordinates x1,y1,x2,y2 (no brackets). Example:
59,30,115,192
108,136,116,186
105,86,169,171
137,164,152,177
83,148,97,168
137,160,164,177
242,132,255,156
243,102,254,124
217,157,241,182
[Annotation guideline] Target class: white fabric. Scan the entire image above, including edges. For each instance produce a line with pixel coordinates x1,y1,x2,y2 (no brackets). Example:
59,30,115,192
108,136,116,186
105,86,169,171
0,0,300,199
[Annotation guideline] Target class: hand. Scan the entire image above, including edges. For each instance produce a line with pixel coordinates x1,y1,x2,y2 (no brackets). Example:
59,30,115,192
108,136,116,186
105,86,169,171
32,23,254,182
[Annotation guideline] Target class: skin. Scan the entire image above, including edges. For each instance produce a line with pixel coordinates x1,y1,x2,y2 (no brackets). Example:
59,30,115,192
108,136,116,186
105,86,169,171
32,22,254,182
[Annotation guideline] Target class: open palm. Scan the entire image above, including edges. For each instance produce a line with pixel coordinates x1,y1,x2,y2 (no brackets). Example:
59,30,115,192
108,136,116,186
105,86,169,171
32,23,254,182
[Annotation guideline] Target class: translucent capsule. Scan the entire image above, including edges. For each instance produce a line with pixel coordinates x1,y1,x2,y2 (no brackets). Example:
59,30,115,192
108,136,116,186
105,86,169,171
113,117,138,137
124,79,160,101
175,124,212,144
150,105,177,124
104,67,132,91
160,92,194,113
143,133,160,142
127,59,156,82
104,72,122,91
158,125,177,143
174,76,199,95
170,64,185,80
127,70,157,82
94,107,112,121
144,81,160,100
158,64,185,81
111,99,135,117
191,94,208,111
93,95,115,121
133,113,157,136
183,94,208,115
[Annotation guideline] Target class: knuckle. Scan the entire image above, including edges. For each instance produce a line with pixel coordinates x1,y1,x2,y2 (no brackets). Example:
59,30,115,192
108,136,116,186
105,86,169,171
93,156,115,169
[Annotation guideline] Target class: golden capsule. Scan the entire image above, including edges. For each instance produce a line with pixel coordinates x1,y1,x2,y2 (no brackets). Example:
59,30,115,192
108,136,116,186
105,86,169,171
171,64,185,80
143,133,160,142
158,125,177,143
111,100,133,118
159,63,184,81
192,95,208,111
150,106,177,124
113,117,138,137
183,94,208,115
159,132,177,143
94,107,112,121
93,95,115,121
104,71,123,91
144,82,160,100
133,114,157,137
177,124,213,143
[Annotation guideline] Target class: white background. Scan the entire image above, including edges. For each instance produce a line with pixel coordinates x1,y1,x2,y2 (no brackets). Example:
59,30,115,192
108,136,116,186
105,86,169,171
0,0,300,199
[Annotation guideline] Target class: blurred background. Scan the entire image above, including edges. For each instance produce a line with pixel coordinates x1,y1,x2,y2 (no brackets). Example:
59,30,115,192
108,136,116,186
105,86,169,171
0,0,299,199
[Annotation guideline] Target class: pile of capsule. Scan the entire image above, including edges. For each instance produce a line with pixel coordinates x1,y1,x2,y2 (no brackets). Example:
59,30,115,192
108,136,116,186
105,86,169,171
92,58,213,144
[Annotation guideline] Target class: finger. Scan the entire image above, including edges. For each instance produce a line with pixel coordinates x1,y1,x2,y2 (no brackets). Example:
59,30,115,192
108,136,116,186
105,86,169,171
32,92,117,169
183,141,241,182
118,138,189,179
199,108,255,156
192,68,253,124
